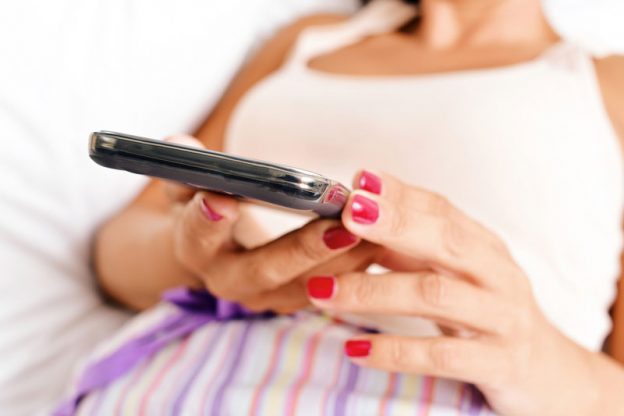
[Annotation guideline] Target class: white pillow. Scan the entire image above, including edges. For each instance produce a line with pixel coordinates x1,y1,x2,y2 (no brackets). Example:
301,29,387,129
0,1,357,414
543,0,624,56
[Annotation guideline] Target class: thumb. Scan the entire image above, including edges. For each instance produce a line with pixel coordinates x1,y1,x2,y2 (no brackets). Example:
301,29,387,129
173,189,240,275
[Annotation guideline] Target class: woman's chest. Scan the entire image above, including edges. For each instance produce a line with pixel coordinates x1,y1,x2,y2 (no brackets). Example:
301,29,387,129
226,69,619,211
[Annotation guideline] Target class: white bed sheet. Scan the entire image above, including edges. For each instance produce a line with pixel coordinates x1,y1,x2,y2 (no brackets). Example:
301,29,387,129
0,1,358,414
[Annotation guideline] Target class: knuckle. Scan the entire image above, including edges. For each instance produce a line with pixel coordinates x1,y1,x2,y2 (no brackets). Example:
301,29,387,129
194,231,217,253
429,340,458,373
423,192,451,217
247,256,281,291
439,217,467,259
173,226,200,271
351,275,377,306
388,339,409,368
291,230,328,263
417,274,449,308
388,206,408,237
201,270,235,300
173,215,218,272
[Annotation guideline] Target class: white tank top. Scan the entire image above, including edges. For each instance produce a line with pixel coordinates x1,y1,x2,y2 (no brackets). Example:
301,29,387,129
226,0,624,351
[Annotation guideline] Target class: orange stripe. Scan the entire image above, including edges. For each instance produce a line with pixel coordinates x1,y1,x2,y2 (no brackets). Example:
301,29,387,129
284,324,330,415
138,336,191,416
248,320,298,415
113,359,149,415
198,325,241,412
319,343,346,414
417,376,437,416
378,373,398,415
455,383,467,414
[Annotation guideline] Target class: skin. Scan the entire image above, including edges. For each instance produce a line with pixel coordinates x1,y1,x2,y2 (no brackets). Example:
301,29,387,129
95,0,624,413
311,171,624,415
95,14,379,312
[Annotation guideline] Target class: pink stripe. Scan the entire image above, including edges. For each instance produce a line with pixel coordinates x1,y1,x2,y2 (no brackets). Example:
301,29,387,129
455,383,467,414
248,319,299,415
138,336,191,416
319,345,346,414
283,324,330,415
113,359,150,415
170,325,223,414
417,376,437,416
197,325,243,412
378,373,399,415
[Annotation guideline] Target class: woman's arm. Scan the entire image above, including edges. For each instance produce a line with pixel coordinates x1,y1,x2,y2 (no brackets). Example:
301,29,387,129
596,56,624,363
609,252,624,362
96,15,349,310
596,56,624,143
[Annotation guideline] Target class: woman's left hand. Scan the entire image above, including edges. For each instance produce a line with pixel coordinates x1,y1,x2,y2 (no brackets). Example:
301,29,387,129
306,171,605,416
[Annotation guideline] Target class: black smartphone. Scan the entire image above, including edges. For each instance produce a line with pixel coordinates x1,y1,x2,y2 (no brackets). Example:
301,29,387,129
89,131,349,217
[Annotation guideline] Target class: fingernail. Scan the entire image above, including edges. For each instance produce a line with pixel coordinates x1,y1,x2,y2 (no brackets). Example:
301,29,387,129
345,340,371,358
358,171,382,195
351,195,379,225
323,226,357,249
307,276,335,299
200,198,223,221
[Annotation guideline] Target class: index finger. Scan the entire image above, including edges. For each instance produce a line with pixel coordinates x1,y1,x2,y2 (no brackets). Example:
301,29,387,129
217,220,360,298
342,171,522,291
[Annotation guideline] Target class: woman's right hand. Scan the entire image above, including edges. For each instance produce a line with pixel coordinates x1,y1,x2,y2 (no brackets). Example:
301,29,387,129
165,136,377,314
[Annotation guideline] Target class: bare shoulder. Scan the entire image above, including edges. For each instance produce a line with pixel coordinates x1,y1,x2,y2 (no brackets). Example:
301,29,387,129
595,56,624,147
267,13,350,55
193,13,351,149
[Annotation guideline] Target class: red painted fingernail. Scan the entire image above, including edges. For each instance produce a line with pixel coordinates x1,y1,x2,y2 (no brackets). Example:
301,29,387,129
351,195,379,224
323,226,357,249
307,276,335,299
359,171,382,195
200,198,223,221
345,340,371,358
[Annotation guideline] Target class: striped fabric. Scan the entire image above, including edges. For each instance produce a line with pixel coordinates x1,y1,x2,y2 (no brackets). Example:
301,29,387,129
75,311,493,415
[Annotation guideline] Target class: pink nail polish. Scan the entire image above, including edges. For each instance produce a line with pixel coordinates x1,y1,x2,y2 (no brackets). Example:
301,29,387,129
351,195,379,225
359,171,382,195
200,198,223,221
345,340,371,357
323,226,357,249
307,276,335,299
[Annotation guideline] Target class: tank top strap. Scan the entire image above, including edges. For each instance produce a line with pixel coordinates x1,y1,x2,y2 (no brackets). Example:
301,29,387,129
284,0,418,68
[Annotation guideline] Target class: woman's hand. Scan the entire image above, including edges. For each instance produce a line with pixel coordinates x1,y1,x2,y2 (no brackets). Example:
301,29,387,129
164,137,380,315
306,170,616,415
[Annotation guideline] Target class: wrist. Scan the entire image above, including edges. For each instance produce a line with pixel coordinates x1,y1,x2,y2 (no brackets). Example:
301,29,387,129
95,208,202,310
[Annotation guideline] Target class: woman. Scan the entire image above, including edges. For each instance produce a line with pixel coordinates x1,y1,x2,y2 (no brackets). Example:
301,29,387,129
68,0,624,414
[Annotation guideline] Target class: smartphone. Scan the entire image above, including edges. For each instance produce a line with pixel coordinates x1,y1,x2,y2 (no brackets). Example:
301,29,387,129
89,131,349,217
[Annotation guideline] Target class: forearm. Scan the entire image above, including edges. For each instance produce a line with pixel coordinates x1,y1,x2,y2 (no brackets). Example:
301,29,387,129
94,203,199,311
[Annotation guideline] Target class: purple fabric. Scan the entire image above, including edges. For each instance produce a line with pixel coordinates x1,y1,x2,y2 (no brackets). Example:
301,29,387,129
54,288,271,416
333,361,360,416
53,287,490,415
170,324,228,414
209,321,254,415
468,384,487,415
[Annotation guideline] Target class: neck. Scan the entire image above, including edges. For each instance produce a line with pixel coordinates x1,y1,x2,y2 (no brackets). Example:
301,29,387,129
416,0,559,50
